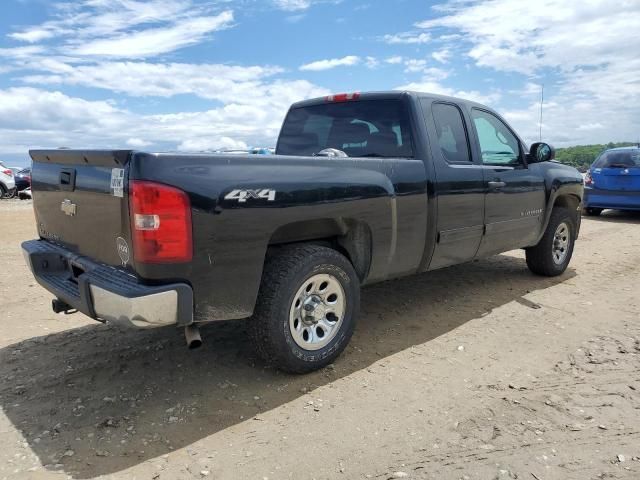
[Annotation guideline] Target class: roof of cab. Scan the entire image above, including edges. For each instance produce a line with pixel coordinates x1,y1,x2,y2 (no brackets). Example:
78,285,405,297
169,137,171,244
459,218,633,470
289,90,490,110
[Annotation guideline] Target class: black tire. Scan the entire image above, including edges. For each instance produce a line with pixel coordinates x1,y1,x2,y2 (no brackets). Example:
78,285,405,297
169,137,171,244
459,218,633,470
248,245,360,373
526,207,576,276
0,184,6,199
584,207,603,216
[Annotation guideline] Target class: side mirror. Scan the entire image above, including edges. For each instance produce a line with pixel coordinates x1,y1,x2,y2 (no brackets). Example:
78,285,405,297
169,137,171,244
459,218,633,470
529,142,555,163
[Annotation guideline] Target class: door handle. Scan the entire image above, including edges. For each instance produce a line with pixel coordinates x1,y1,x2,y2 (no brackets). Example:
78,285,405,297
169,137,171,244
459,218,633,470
488,181,506,189
59,168,76,192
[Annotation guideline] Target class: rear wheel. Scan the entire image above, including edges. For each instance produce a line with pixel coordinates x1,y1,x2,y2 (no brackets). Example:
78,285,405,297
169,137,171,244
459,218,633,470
0,184,6,199
584,207,603,216
248,245,360,373
526,207,576,276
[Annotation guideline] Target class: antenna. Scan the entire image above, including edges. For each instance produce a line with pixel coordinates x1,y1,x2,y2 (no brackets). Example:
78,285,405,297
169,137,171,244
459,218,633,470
539,84,544,142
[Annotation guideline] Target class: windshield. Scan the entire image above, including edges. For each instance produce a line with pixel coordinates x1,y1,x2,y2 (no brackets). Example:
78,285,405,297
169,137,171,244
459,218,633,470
594,150,640,168
276,99,414,158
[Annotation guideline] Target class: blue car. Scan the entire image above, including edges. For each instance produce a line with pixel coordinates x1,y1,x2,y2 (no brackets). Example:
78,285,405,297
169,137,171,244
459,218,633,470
583,146,640,215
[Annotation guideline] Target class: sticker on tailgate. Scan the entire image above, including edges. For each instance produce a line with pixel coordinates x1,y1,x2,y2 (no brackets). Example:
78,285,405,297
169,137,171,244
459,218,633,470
110,168,125,198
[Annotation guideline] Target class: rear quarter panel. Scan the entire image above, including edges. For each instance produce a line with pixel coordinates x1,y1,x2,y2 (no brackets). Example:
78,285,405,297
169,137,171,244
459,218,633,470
130,153,427,321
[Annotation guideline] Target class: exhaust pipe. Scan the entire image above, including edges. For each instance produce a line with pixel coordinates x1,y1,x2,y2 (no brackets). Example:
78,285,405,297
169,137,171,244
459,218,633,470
184,324,202,349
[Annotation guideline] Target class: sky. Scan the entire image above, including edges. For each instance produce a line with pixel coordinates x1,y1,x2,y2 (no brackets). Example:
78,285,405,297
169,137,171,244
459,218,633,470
0,0,639,167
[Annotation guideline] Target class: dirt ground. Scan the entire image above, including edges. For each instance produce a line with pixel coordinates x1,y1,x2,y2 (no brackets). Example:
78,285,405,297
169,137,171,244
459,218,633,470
1,199,639,480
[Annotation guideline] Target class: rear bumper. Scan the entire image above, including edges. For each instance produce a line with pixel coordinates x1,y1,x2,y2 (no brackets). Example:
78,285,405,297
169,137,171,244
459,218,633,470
22,239,193,328
15,179,30,191
584,187,640,210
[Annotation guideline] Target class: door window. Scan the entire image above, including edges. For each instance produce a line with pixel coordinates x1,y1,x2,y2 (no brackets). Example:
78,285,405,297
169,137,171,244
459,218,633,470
471,109,521,166
432,103,471,163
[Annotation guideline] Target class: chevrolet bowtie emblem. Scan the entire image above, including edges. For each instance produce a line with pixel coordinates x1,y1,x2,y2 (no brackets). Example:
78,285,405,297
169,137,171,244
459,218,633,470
61,199,77,216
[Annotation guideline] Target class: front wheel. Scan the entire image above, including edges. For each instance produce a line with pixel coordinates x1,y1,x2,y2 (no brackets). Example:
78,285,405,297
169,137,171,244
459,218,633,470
526,207,576,276
248,245,360,373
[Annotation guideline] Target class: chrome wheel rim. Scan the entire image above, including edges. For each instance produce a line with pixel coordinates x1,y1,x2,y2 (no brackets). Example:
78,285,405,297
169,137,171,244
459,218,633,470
289,273,346,351
552,222,570,265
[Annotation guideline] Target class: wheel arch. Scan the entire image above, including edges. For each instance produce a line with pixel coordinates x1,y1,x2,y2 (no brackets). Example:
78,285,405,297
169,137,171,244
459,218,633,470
535,188,583,245
553,193,581,212
267,218,373,282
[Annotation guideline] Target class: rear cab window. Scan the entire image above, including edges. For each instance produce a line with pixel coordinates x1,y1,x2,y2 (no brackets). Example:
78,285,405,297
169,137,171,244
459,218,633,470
594,150,640,168
277,99,414,158
431,102,472,163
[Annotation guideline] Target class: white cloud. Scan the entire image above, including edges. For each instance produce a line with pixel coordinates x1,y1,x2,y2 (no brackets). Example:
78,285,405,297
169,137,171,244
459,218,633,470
0,46,46,60
0,83,329,155
70,11,234,58
404,59,427,73
10,0,198,43
0,1,334,155
8,1,234,59
300,55,360,71
364,56,379,69
411,0,640,145
9,28,55,43
19,60,328,115
383,32,430,45
272,0,312,10
397,58,450,80
178,137,248,152
431,48,451,64
0,87,125,132
271,0,339,11
126,138,152,148
385,56,403,65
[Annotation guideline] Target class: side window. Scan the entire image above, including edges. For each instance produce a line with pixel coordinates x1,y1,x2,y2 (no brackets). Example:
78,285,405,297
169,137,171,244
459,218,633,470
432,103,471,163
471,109,521,166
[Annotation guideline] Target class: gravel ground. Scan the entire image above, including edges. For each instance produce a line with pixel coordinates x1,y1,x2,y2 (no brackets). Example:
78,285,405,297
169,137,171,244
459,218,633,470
1,199,639,480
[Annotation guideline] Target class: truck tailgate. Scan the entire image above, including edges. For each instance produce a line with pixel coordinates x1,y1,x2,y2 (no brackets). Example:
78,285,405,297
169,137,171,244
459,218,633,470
30,150,133,268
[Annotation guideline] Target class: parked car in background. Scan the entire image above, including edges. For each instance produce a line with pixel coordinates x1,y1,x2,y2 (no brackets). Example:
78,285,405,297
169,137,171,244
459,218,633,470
14,167,31,191
250,147,275,155
584,146,640,215
0,161,16,198
18,187,32,200
216,149,250,155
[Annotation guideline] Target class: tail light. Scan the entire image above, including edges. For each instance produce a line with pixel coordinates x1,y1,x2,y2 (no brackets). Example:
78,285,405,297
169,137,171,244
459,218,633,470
2,169,12,177
584,171,594,186
130,181,192,263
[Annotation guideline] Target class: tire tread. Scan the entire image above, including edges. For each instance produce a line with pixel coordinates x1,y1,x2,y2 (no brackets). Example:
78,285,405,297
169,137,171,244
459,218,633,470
526,207,575,276
248,244,358,373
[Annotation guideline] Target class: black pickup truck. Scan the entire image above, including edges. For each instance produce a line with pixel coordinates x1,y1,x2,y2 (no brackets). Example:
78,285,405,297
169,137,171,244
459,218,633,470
22,91,583,373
